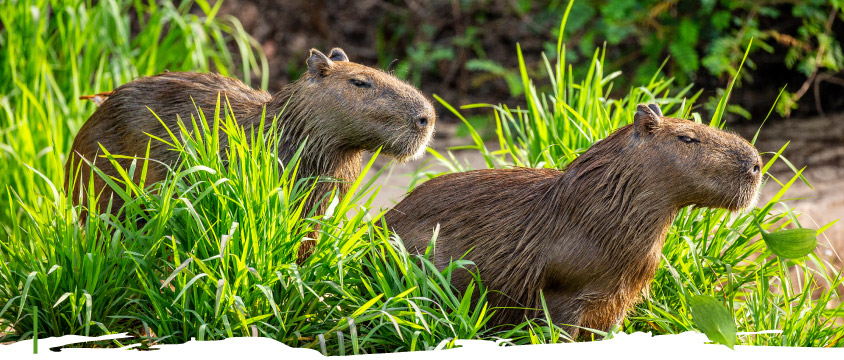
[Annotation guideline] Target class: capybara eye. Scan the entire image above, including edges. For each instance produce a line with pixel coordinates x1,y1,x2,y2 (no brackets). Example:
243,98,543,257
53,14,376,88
349,79,371,88
678,135,699,143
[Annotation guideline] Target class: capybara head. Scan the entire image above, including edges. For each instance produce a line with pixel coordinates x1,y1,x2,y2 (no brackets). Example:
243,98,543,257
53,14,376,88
572,104,763,212
294,48,436,161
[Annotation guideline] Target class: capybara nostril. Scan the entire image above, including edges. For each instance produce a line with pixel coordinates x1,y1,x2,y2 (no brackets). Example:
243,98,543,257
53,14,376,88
416,117,429,128
737,152,761,176
746,154,762,175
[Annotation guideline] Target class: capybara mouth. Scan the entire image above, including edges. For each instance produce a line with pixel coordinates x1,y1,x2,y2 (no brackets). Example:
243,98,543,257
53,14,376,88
381,124,434,162
731,153,764,211
394,132,433,162
725,175,762,211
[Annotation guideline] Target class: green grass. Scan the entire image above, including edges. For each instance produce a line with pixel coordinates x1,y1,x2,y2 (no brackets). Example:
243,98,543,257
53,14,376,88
1,0,843,354
0,0,266,340
0,0,267,232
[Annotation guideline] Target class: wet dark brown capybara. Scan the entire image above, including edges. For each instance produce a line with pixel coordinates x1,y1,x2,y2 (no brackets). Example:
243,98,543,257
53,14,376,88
67,48,436,261
385,103,762,337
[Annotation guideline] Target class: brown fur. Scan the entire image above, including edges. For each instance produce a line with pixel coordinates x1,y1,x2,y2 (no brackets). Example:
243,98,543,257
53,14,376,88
66,48,435,261
385,104,761,336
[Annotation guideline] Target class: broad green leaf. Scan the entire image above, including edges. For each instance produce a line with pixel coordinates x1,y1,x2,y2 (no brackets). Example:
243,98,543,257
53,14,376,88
689,295,736,349
753,212,818,259
760,228,817,259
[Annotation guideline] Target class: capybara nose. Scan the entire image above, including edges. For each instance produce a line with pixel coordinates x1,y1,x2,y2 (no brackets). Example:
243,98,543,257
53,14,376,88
413,101,436,130
746,155,762,176
415,116,430,129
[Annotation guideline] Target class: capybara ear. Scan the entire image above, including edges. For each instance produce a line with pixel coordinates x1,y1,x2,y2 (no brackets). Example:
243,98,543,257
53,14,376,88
307,49,333,78
328,48,349,62
634,103,662,135
646,103,663,117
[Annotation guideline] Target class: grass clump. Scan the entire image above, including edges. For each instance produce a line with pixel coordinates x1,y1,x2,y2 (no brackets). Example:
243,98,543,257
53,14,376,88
0,0,267,234
2,95,492,353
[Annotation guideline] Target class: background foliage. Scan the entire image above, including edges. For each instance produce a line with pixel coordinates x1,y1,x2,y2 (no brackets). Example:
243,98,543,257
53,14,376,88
217,0,844,119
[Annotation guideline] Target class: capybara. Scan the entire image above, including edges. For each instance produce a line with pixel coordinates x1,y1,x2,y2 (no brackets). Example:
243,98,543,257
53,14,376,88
385,103,761,337
67,48,436,261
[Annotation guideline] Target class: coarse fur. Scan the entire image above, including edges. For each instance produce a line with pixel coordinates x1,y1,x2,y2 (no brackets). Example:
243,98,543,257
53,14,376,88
66,48,436,261
385,104,762,337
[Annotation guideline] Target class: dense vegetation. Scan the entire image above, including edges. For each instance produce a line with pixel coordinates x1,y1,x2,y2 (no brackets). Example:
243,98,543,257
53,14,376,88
222,0,844,118
1,0,842,354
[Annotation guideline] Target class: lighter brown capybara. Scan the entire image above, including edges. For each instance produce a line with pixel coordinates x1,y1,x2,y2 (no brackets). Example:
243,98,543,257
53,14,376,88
66,48,436,261
385,103,762,337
